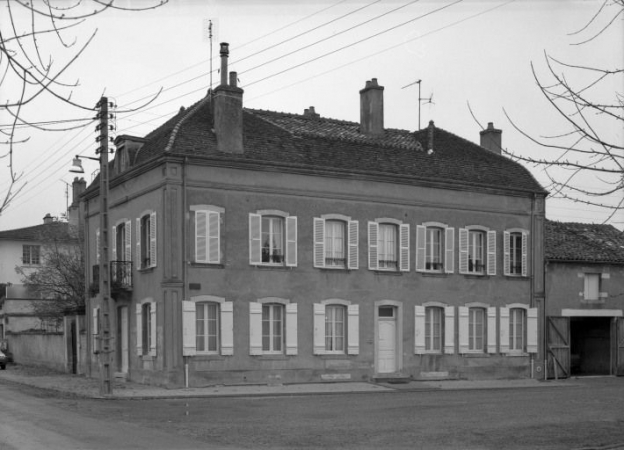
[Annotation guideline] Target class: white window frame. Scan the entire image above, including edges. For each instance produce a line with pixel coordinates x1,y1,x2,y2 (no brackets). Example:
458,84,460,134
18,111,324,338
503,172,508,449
500,304,537,355
368,219,409,272
504,229,528,277
249,298,297,356
416,222,454,274
460,226,496,276
313,299,359,355
584,273,600,301
313,214,359,270
136,211,157,269
22,244,41,265
415,303,454,354
192,205,223,264
249,210,297,267
136,298,157,357
182,295,233,357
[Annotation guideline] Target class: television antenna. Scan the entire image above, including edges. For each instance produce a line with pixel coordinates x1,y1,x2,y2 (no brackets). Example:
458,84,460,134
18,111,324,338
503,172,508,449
401,79,434,131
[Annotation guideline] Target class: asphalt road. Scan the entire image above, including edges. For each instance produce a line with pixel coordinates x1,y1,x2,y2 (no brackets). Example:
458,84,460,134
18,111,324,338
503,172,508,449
1,377,623,450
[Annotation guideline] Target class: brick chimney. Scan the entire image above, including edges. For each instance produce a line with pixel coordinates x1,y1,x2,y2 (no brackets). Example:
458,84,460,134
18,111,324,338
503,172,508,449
68,177,86,228
43,213,54,224
480,122,502,155
359,78,384,136
213,42,244,154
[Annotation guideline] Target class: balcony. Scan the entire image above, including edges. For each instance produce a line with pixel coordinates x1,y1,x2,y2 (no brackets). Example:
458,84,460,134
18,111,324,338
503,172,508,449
90,261,133,297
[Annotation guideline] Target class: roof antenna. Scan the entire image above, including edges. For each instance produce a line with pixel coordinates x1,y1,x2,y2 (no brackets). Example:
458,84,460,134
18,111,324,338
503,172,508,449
209,20,213,97
401,79,434,131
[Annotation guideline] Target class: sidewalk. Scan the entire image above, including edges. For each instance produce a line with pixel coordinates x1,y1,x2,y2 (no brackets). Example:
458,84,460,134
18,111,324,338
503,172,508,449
0,364,574,400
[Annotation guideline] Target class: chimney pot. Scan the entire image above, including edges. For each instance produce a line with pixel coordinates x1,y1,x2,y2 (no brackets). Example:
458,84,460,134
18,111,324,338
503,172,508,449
359,79,384,136
229,71,238,88
303,106,320,120
220,42,229,86
43,213,54,224
480,122,502,155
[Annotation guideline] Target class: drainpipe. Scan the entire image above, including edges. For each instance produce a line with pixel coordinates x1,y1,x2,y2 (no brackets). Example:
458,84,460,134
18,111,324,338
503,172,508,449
530,193,536,379
182,156,189,389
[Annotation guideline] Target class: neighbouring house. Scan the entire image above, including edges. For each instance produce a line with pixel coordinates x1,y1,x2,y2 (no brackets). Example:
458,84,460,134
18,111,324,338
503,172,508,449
80,43,548,388
0,178,87,373
544,220,624,378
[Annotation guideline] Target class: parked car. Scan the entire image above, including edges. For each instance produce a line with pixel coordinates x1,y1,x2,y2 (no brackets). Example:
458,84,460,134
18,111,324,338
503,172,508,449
0,350,7,370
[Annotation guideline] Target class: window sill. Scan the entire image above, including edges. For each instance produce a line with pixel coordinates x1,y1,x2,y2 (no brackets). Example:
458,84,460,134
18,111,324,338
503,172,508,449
251,265,294,271
504,352,529,357
504,274,527,280
251,354,289,360
191,263,224,269
192,354,227,361
462,274,489,279
461,352,490,358
371,270,402,276
419,271,448,278
316,354,350,359
138,267,155,274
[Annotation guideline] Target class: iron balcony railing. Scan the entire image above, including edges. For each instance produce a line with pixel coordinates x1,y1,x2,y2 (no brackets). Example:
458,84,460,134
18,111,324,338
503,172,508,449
91,261,133,295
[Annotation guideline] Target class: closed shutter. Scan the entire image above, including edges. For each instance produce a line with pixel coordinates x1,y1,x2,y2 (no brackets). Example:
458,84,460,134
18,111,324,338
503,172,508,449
135,219,141,268
149,301,157,356
459,228,469,274
136,303,143,355
208,211,220,264
527,307,538,353
249,302,262,355
313,218,325,268
149,212,157,268
195,211,208,263
249,214,262,265
399,223,410,272
368,222,379,270
313,303,326,355
348,220,359,270
347,304,359,355
285,303,298,355
444,306,455,354
92,307,100,353
487,230,497,276
182,301,196,356
111,226,117,262
521,232,528,277
414,305,426,354
487,307,497,353
125,220,132,262
458,306,469,353
221,301,234,355
500,307,510,354
503,231,511,276
415,225,426,272
285,216,297,267
445,227,455,273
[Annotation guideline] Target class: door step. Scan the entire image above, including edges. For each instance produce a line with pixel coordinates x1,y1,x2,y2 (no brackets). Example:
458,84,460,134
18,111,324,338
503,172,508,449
373,375,412,384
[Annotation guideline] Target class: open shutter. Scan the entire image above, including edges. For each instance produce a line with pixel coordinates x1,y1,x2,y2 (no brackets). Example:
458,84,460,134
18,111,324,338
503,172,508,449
92,307,100,353
445,227,455,273
347,304,359,355
249,214,262,265
182,301,196,356
414,305,426,354
149,212,157,268
368,222,379,270
313,218,325,268
149,302,157,356
527,307,538,354
96,228,101,264
458,306,469,354
249,302,262,355
487,230,496,275
444,306,455,354
125,220,132,262
195,211,208,263
487,307,497,353
285,216,297,267
111,226,117,262
503,231,511,276
285,303,298,355
521,232,528,277
348,220,359,270
208,211,220,264
135,219,141,268
500,307,510,354
136,303,143,355
459,228,469,274
415,225,426,272
399,223,410,272
221,301,234,355
313,303,326,355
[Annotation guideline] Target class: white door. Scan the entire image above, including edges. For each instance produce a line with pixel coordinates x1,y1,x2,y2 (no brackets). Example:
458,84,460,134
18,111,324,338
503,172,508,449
120,306,129,373
377,307,397,373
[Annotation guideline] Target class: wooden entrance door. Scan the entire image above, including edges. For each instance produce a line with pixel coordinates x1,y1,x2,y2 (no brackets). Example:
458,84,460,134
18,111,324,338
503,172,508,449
547,316,570,379
117,306,129,373
377,307,397,374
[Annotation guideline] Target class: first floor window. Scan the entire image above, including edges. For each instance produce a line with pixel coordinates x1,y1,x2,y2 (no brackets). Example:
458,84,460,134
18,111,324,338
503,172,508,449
142,303,151,355
325,220,346,268
468,230,485,274
469,308,485,351
509,232,523,275
196,302,219,353
509,308,526,352
325,305,345,353
584,273,600,301
425,307,443,352
378,223,397,270
138,212,157,269
262,216,284,264
22,245,41,265
425,227,443,271
262,304,283,353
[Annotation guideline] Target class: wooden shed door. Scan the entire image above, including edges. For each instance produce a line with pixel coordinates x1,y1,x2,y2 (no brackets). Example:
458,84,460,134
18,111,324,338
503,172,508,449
547,317,570,379
617,318,624,377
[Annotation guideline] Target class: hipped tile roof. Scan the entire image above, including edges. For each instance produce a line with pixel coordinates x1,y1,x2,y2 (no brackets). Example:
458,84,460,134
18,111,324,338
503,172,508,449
545,220,624,264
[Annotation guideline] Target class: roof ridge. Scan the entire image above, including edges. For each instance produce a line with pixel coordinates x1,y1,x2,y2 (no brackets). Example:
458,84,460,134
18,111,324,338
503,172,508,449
164,96,211,153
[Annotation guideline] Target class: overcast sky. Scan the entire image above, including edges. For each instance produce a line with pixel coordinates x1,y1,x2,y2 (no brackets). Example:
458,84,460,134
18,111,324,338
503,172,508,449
0,0,622,231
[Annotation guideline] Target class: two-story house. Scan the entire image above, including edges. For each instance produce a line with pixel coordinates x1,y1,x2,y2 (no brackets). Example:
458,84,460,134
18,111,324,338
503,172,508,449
80,44,548,387
544,220,624,378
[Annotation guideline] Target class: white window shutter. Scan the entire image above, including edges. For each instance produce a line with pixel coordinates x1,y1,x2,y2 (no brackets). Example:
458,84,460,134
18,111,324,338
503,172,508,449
444,306,455,354
111,226,117,262
221,301,234,356
285,216,298,267
195,211,208,263
149,301,157,356
368,221,379,270
96,228,101,264
459,228,469,274
208,211,220,264
249,214,261,265
182,301,196,356
399,224,410,272
521,232,528,277
285,303,298,355
93,307,100,353
125,220,132,262
487,307,497,354
135,219,141,268
527,307,538,354
249,302,263,355
313,218,325,268
136,303,143,355
458,306,469,354
445,227,455,273
499,307,510,354
487,230,496,276
503,231,511,276
414,305,426,354
348,220,359,270
416,225,426,272
313,303,326,355
149,212,157,268
347,304,359,355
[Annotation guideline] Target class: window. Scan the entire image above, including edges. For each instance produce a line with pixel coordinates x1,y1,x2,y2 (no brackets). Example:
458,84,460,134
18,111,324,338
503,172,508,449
314,216,358,269
142,303,151,355
250,300,297,355
249,212,297,267
182,297,233,356
313,301,359,355
584,273,600,301
22,245,40,265
415,304,455,354
136,300,156,356
92,307,100,353
504,230,528,276
325,220,346,267
468,308,485,351
262,304,283,353
368,220,409,271
460,227,496,275
194,207,222,264
509,308,526,352
137,212,157,269
459,305,496,354
416,223,454,273
468,230,485,274
196,302,219,353
325,305,345,353
112,221,132,286
425,307,443,352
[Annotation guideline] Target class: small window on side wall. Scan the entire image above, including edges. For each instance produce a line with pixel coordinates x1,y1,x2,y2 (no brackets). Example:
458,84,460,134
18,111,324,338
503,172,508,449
136,212,157,269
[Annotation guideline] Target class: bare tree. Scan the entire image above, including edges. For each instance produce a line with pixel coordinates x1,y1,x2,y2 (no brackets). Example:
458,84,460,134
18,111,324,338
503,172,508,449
502,0,624,222
0,0,167,216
